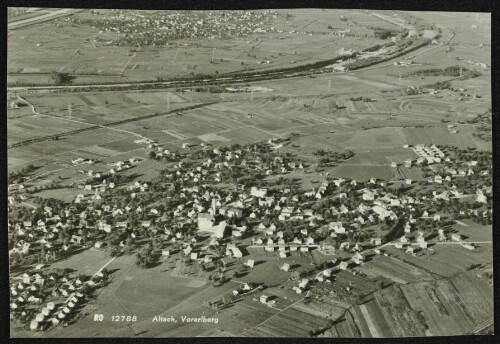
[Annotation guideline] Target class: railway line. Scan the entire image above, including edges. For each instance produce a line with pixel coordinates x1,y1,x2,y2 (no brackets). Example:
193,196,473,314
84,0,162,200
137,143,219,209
8,102,217,149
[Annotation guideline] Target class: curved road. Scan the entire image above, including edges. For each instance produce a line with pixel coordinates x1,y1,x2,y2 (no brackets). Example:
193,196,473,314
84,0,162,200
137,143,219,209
8,8,79,30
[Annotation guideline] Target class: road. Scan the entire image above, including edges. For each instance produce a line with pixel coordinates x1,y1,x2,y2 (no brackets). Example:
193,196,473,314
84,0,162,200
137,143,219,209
312,238,492,281
467,317,494,334
353,32,454,73
7,18,456,96
120,52,136,74
8,8,79,30
8,99,214,149
20,201,37,209
433,241,492,245
7,36,438,94
92,256,117,278
10,96,151,143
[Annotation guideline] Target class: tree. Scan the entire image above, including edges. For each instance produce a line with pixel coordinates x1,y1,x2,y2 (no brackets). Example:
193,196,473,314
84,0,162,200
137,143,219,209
50,71,73,85
135,242,158,268
110,246,122,257
124,237,134,254
291,270,302,280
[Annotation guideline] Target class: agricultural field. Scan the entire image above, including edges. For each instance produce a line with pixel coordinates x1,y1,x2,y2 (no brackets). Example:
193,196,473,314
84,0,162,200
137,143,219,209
18,91,195,126
324,284,428,337
323,268,493,338
381,243,493,279
358,254,437,284
7,73,489,191
400,272,493,336
8,8,396,86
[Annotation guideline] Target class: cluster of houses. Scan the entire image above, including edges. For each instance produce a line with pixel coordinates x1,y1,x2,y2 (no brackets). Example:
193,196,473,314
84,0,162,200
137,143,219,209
9,137,492,327
8,183,28,205
447,124,459,134
73,157,141,185
410,143,445,165
10,140,491,268
67,10,280,46
10,267,108,331
9,141,301,265
145,138,181,160
71,158,95,165
404,144,491,201
204,175,431,266
467,60,488,69
107,158,141,173
9,205,78,260
394,60,413,67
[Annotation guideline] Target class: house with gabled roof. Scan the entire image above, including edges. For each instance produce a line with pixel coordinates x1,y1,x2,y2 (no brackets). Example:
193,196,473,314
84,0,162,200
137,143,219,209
358,203,371,213
339,205,349,214
372,205,393,220
340,242,350,250
352,252,364,265
117,221,128,228
259,196,274,207
329,221,346,234
252,237,263,245
362,189,378,201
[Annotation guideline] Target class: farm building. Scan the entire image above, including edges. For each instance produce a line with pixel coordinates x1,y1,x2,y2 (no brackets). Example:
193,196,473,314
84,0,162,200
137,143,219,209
226,244,243,258
352,253,364,265
339,261,349,270
329,221,346,234
461,242,475,250
372,205,393,220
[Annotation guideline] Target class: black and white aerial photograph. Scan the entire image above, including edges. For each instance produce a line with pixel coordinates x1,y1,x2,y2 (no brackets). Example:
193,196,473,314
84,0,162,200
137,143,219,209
7,4,494,338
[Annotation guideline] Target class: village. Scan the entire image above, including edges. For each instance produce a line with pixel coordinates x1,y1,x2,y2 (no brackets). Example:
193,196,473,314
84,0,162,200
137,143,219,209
65,10,282,46
8,132,492,333
7,6,492,339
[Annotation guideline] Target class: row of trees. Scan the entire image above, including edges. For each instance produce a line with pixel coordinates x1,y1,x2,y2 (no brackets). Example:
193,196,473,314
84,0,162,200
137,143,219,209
405,65,467,77
50,71,74,85
9,164,36,183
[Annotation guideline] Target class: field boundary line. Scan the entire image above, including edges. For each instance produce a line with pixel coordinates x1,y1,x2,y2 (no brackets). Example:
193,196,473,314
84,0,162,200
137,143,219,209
93,256,117,278
120,52,136,74
237,297,305,336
